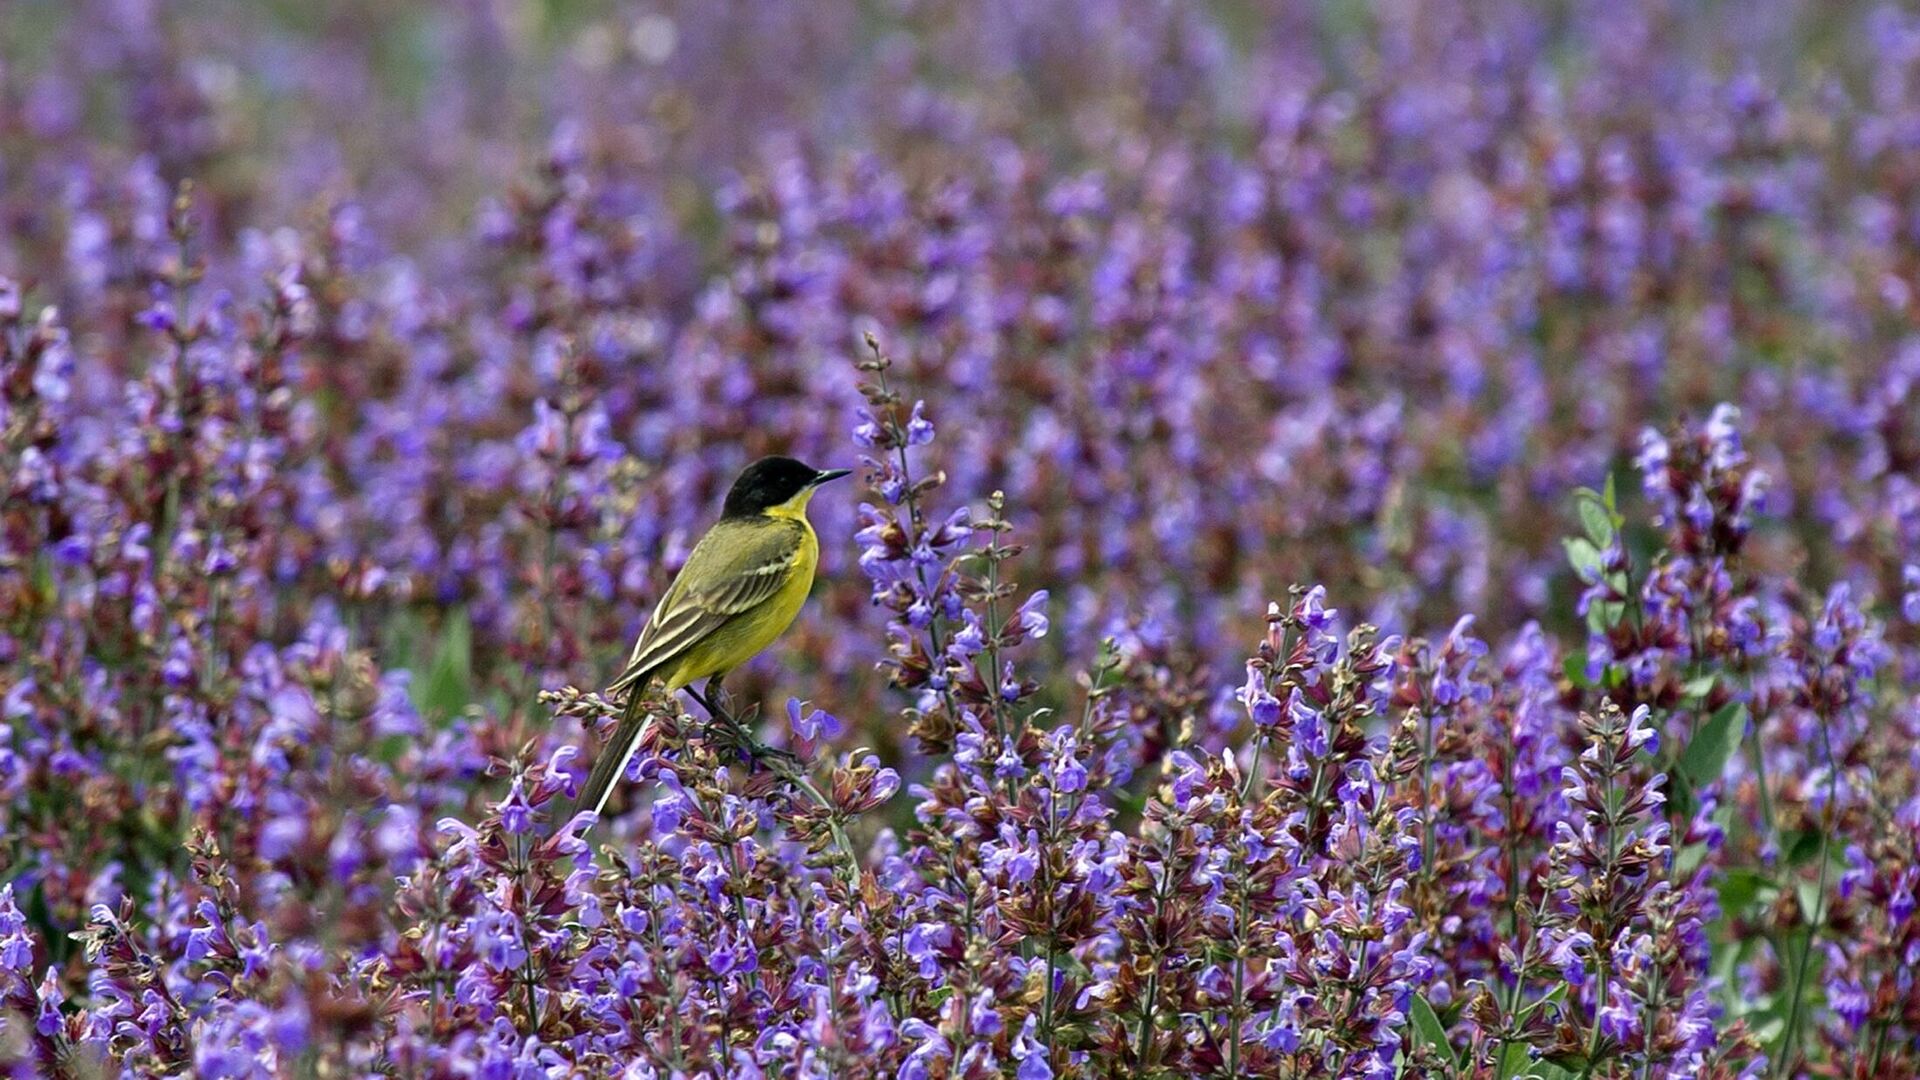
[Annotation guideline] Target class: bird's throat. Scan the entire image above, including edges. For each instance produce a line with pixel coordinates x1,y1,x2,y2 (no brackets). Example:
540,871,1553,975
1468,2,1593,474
763,487,818,521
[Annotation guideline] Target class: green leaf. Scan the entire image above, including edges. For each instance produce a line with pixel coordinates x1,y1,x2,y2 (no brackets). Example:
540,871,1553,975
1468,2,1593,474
1783,829,1825,865
1796,877,1832,929
1496,1043,1532,1079
1679,702,1745,791
1676,837,1714,875
417,607,473,720
1585,603,1610,636
1562,653,1591,689
1585,599,1627,636
1515,983,1568,1023
30,550,57,607
1408,994,1455,1067
1578,494,1614,547
1716,867,1774,916
1667,771,1697,820
1602,471,1617,513
1562,537,1603,581
1497,1044,1581,1080
381,607,426,670
1681,673,1717,700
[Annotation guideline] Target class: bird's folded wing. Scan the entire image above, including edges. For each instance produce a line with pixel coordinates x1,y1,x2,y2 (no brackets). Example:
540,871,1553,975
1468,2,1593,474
607,519,806,696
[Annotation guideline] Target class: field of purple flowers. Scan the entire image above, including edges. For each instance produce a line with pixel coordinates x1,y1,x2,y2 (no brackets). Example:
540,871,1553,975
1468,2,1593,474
3,0,1919,1076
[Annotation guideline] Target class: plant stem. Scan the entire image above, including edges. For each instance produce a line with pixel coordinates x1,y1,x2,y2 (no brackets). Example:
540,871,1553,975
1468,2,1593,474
1580,760,1624,1080
1134,866,1168,1066
693,684,860,880
1227,877,1248,1078
1773,716,1838,1077
513,830,543,1033
1747,713,1776,838
1039,783,1059,1064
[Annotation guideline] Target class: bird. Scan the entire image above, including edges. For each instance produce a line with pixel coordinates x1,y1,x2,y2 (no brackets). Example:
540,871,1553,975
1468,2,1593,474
561,455,850,827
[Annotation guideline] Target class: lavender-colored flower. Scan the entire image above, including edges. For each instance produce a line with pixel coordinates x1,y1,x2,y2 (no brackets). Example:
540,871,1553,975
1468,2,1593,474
786,698,843,742
0,6,1915,1075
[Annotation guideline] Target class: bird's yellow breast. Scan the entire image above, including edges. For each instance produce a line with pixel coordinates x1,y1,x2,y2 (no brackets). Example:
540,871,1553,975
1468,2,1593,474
759,487,821,634
754,512,818,631
658,513,818,690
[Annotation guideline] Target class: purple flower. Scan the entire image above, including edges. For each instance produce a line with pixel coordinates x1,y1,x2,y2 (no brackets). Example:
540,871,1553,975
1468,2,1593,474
1012,1015,1053,1079
1289,693,1328,757
902,922,950,980
0,887,35,972
1051,753,1087,794
1624,704,1659,757
497,779,533,835
1016,590,1051,638
1,10,1911,1076
1239,664,1281,728
1548,930,1595,986
785,698,842,742
968,990,1003,1036
1892,875,1915,928
905,401,935,446
851,407,886,448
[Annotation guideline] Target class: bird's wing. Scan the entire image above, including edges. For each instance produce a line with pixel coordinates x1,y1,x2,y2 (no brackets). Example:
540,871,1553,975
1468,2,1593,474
608,518,807,696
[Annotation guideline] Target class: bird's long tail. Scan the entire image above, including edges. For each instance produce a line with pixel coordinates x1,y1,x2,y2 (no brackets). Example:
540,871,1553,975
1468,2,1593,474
559,691,649,832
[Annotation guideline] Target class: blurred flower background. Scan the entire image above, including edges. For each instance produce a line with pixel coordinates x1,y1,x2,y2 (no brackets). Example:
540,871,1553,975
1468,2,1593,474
1,0,1918,1075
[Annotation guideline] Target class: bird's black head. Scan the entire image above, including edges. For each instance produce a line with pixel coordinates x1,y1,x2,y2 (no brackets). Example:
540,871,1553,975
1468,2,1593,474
722,456,851,518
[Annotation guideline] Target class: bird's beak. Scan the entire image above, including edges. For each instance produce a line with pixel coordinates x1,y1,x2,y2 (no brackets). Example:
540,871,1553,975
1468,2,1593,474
811,468,852,486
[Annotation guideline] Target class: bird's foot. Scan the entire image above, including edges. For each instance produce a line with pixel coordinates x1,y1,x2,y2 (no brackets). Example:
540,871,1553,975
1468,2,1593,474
703,709,799,770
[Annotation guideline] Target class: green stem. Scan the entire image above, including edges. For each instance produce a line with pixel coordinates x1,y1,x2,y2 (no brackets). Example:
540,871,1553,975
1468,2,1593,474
978,530,1018,803
1580,764,1624,1080
1227,879,1248,1078
1578,963,1608,1080
644,882,687,1069
1038,784,1059,1062
872,359,968,738
1496,938,1532,1070
1747,721,1776,838
947,849,974,1058
1134,867,1168,1066
761,752,858,881
513,831,543,1033
1773,716,1838,1077
717,842,763,996
1420,699,1437,889
700,685,860,882
1041,945,1057,1064
1638,970,1660,1080
1239,739,1264,803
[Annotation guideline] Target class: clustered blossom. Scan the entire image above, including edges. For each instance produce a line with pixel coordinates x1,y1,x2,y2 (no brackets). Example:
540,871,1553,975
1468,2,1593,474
0,1,1918,1076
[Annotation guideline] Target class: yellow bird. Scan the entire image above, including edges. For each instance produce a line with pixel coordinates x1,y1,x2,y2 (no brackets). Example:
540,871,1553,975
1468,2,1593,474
563,455,850,825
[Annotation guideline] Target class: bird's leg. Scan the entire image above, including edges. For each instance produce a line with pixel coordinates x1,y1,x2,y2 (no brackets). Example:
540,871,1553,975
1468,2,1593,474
686,678,717,713
704,676,734,722
686,680,739,754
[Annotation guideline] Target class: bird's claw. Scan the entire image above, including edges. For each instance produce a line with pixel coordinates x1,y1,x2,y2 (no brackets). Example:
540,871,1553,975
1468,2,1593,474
705,715,798,770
